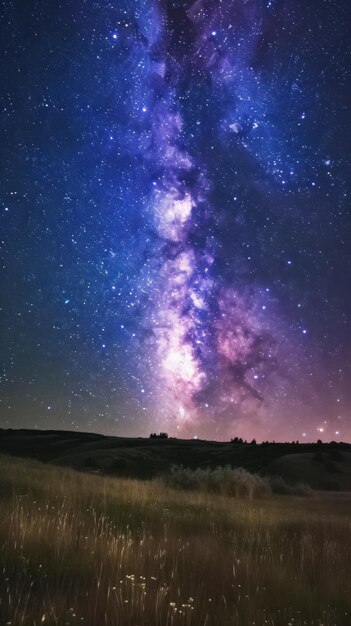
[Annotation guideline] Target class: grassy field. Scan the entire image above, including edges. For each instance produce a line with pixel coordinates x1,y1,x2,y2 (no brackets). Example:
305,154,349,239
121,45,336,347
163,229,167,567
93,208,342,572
0,455,350,625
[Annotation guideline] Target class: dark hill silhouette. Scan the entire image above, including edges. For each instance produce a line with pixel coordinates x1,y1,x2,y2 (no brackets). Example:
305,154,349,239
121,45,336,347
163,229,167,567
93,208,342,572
1,428,351,490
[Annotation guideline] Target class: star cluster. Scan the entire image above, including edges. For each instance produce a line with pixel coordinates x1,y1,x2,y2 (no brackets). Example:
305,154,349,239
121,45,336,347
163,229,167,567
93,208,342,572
1,0,351,441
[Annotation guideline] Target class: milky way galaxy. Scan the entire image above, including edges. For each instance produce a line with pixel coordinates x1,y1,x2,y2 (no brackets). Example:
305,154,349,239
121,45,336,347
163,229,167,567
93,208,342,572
130,2,275,437
1,0,351,441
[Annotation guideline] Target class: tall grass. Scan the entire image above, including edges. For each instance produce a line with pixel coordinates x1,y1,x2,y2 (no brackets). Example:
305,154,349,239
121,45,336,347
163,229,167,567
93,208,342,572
0,455,350,625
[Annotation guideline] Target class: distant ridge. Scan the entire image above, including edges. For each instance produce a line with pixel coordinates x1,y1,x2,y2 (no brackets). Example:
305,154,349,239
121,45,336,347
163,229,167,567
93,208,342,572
1,428,351,490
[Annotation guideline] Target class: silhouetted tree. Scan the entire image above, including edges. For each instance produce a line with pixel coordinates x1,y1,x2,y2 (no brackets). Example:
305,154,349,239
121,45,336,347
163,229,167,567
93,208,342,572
231,437,244,445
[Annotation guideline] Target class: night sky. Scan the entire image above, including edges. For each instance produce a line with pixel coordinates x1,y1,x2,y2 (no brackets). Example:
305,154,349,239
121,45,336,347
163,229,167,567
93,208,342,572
1,0,351,441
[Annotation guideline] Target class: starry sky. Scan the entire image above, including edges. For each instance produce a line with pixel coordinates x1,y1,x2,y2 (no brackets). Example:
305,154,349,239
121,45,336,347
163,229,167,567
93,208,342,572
1,0,351,441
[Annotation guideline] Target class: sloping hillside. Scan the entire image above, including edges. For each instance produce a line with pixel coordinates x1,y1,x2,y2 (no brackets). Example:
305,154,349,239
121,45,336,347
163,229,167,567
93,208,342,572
1,428,351,489
267,450,351,490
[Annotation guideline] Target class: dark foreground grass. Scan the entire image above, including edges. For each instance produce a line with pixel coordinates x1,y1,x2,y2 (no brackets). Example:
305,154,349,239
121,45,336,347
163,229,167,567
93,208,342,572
0,455,350,625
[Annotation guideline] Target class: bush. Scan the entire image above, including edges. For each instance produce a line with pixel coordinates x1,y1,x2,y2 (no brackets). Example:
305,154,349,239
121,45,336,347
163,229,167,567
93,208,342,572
268,475,314,497
164,465,271,499
293,483,315,497
163,465,314,499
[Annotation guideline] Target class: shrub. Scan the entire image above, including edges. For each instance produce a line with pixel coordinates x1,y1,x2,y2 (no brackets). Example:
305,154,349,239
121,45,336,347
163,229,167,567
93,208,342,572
268,475,314,497
163,465,314,499
293,482,315,497
164,465,271,499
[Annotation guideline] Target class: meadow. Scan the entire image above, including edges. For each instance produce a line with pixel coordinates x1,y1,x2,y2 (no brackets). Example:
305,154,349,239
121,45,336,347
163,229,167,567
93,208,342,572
0,454,350,626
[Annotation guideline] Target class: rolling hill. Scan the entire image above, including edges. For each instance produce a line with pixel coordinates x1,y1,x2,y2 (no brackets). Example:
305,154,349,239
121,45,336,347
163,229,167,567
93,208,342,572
1,428,351,490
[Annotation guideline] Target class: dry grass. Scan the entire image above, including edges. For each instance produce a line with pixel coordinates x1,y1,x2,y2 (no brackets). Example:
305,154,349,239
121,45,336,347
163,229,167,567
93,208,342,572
0,455,350,625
